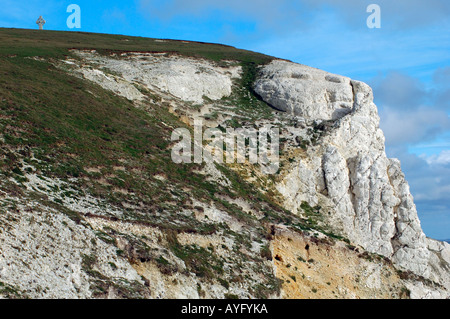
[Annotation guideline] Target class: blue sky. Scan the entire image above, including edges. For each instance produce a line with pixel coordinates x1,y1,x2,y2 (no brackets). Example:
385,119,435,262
1,0,449,239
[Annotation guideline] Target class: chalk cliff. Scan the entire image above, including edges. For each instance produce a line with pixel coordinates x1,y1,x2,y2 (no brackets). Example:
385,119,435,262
255,60,450,296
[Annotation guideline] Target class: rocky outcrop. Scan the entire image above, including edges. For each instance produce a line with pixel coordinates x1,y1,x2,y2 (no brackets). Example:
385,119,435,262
388,159,430,276
255,60,449,297
254,60,354,120
71,50,241,104
426,239,450,291
0,202,147,298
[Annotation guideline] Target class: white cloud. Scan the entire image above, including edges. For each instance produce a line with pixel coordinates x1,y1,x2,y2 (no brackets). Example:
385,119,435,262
371,72,426,110
380,107,450,146
421,150,450,166
373,69,450,148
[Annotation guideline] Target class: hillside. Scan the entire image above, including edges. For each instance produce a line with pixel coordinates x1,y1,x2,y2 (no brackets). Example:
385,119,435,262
0,28,448,299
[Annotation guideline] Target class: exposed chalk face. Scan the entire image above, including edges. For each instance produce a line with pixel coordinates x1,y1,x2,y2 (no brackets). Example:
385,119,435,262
254,60,354,120
71,50,241,104
79,67,146,102
259,60,448,296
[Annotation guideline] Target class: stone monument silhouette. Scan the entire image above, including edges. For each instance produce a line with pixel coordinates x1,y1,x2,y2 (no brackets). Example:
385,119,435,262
36,16,46,30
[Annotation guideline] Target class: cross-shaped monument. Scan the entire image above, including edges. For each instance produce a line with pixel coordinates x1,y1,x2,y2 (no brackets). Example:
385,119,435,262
36,16,46,30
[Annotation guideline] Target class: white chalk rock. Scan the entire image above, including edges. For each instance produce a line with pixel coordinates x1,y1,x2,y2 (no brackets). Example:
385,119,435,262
256,60,446,288
254,60,354,120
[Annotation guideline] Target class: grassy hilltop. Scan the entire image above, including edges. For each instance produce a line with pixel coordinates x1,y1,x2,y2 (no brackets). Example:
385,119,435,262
0,28,273,62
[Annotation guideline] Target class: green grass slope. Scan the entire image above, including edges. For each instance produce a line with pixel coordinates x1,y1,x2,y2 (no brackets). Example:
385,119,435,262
0,28,273,63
